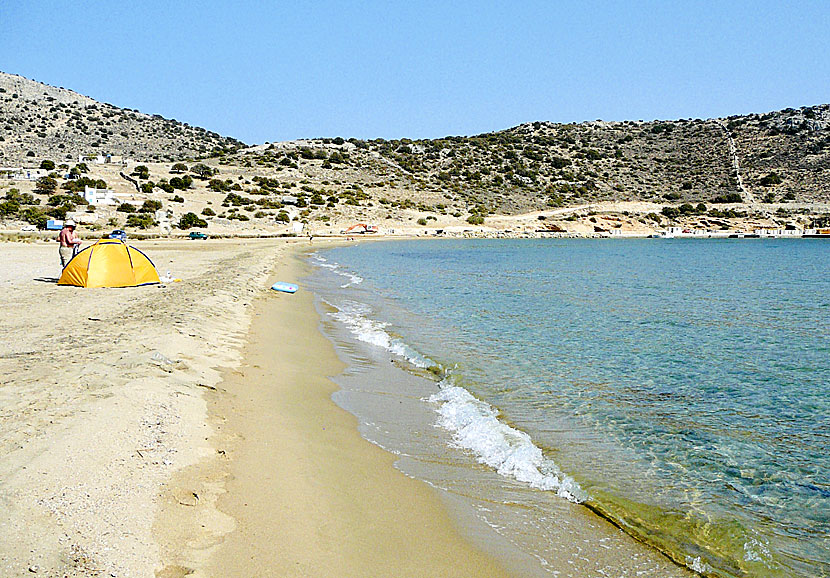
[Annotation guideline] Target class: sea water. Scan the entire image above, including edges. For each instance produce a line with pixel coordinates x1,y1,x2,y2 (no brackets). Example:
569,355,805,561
305,238,829,578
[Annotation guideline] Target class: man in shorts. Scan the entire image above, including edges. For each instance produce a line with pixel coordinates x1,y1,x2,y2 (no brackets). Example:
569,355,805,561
58,220,82,268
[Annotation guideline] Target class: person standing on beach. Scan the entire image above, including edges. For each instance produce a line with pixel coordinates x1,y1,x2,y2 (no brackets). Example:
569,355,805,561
58,219,82,268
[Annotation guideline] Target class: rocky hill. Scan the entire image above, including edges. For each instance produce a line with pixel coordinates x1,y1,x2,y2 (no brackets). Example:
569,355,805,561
0,72,244,165
1,70,828,238
219,102,830,224
344,104,830,213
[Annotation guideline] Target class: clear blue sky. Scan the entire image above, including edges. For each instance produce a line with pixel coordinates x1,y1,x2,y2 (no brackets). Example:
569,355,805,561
2,1,828,144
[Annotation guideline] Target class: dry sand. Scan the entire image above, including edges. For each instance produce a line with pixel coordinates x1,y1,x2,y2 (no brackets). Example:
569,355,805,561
0,237,512,577
0,237,282,576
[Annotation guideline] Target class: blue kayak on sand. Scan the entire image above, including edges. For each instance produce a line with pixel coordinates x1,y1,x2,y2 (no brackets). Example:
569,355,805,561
271,282,298,293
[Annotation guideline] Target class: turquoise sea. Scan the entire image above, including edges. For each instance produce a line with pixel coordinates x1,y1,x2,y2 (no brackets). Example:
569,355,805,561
306,239,829,578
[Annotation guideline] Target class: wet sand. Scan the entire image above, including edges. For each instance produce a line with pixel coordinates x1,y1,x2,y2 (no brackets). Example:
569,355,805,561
155,246,513,576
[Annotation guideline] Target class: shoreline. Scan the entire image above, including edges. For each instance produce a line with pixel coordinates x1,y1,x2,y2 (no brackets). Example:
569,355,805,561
304,240,703,578
1,236,793,577
155,242,516,577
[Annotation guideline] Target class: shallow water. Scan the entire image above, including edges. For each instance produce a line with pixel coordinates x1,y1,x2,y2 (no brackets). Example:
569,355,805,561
307,238,830,578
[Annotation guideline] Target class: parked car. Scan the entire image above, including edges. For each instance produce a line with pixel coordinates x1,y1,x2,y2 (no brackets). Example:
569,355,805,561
108,229,127,240
20,224,37,232
188,231,208,240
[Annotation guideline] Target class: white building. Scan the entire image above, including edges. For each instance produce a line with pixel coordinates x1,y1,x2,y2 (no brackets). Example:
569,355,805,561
0,167,47,180
83,186,118,205
79,154,129,166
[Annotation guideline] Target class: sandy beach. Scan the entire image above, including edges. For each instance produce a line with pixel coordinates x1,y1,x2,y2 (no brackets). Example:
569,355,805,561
0,237,512,577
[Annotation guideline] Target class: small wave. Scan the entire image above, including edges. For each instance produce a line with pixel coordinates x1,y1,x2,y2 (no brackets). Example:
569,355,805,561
317,261,339,270
311,253,363,286
328,300,431,368
429,384,588,503
340,273,363,288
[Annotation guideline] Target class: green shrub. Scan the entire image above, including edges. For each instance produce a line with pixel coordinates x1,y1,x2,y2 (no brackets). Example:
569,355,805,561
46,205,70,219
35,176,58,195
190,163,215,179
178,212,207,229
132,165,150,179
712,192,743,204
466,215,484,225
117,203,136,213
549,156,570,169
140,199,163,213
208,178,230,192
760,172,782,187
20,208,47,229
201,207,216,216
171,195,185,203
169,175,192,190
62,177,107,194
4,189,39,205
0,200,19,216
157,181,174,194
47,194,80,208
40,160,55,170
584,149,602,160
126,213,156,229
678,203,700,215
417,218,428,225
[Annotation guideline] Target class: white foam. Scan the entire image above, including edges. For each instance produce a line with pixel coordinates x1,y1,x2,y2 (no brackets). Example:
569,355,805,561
328,300,430,368
743,536,772,565
340,272,363,288
429,385,588,503
311,253,363,286
685,556,713,574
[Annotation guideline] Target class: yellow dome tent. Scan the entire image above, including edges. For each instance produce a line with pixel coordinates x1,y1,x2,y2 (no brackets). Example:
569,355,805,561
58,238,161,288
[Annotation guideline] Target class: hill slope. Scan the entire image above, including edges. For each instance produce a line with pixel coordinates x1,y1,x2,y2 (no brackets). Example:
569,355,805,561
341,105,830,213
1,71,828,238
0,72,244,164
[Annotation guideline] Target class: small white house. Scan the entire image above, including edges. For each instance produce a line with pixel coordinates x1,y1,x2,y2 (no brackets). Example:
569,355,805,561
1,167,47,180
84,186,118,205
79,154,128,166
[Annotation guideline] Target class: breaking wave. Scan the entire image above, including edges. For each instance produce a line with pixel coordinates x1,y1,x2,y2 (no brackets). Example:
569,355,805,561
429,384,587,503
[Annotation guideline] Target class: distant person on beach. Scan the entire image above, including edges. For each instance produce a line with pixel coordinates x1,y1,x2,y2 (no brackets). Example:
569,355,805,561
58,220,82,267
